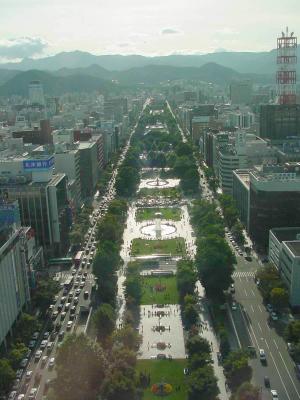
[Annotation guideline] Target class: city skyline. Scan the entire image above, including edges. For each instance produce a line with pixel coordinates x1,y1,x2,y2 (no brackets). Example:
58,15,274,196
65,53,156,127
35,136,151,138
0,0,299,62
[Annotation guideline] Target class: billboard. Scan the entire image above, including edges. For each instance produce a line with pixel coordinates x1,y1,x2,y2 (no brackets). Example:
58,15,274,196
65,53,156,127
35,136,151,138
23,156,54,171
0,202,20,225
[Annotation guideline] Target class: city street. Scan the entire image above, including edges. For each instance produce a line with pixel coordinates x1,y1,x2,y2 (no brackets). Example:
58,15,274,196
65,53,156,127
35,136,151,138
230,257,300,400
12,105,147,400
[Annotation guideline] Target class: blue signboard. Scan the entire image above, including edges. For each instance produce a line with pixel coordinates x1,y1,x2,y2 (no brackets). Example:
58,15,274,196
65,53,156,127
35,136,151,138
0,203,20,225
23,157,54,171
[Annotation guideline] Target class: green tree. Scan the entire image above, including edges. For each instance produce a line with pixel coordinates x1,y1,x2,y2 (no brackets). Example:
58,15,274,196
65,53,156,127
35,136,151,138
186,336,211,358
184,303,198,327
15,313,41,342
188,353,212,370
196,235,235,299
102,370,137,400
53,333,107,400
0,359,15,396
69,229,82,246
285,320,300,343
270,287,289,309
187,366,219,400
93,303,116,342
31,278,60,314
124,275,142,306
177,260,197,300
116,166,139,197
175,142,193,157
113,325,142,351
231,221,245,246
9,342,29,369
223,350,251,389
234,382,260,400
219,329,231,360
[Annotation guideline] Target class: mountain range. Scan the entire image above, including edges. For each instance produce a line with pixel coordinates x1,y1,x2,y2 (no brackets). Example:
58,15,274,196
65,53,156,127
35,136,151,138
0,62,274,97
1,48,299,74
0,48,287,96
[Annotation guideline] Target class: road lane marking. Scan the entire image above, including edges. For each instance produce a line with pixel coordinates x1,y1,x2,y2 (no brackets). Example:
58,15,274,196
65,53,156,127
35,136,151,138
273,339,279,350
251,305,254,313
268,350,292,400
278,351,300,398
258,322,262,332
239,304,259,347
244,289,248,297
251,289,255,296
258,305,262,312
227,304,242,348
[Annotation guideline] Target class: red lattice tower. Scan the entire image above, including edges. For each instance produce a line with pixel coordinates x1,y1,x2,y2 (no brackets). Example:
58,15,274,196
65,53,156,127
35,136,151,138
277,27,297,105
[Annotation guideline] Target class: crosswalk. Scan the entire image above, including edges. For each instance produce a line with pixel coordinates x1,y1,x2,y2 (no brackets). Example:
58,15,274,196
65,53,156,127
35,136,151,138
233,271,255,278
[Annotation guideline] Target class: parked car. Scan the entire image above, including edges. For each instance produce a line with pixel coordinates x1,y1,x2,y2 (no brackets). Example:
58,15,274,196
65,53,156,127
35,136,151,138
25,370,33,381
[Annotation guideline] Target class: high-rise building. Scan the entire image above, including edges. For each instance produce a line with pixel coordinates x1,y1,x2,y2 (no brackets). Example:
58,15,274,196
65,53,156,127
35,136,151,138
0,202,43,349
230,81,253,105
249,164,300,249
259,104,300,141
28,81,45,106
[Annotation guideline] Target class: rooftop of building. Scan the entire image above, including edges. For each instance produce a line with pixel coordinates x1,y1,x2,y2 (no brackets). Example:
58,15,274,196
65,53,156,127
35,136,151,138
78,141,96,150
233,169,250,188
270,227,300,243
251,164,300,182
285,241,300,257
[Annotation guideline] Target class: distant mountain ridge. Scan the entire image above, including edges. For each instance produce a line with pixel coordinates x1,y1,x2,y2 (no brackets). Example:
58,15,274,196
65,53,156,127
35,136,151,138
0,62,273,97
0,48,299,74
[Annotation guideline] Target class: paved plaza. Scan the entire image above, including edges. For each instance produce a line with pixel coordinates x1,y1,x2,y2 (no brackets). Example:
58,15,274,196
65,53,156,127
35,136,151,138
137,304,186,360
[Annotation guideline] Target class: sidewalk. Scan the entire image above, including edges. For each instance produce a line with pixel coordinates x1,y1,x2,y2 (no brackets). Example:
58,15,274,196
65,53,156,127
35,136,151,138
196,282,230,400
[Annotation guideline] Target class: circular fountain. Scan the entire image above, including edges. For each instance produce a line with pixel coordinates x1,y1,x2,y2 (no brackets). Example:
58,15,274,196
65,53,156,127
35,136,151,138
140,212,177,238
146,177,169,187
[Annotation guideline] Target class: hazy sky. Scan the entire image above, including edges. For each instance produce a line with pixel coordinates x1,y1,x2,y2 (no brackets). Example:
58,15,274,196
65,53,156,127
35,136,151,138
0,0,299,60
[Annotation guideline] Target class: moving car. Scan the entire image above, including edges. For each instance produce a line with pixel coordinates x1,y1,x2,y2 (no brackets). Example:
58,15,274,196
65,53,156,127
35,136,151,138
26,370,33,381
271,390,278,399
49,357,55,368
40,339,48,349
19,358,28,368
259,349,266,363
28,388,38,399
35,350,42,361
231,301,237,311
264,376,270,387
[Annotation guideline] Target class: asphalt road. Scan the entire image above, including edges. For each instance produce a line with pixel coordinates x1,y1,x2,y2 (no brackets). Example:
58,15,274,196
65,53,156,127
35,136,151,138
229,256,300,400
195,166,300,400
11,104,149,400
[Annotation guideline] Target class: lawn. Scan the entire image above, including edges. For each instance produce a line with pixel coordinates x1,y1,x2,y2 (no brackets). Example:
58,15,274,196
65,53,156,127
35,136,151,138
141,276,179,305
138,187,181,199
136,359,188,400
131,238,186,256
136,207,181,222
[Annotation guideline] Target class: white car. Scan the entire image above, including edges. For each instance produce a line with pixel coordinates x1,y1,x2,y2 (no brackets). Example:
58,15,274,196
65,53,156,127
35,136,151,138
28,388,38,399
40,339,48,349
67,321,73,330
35,350,43,361
49,357,55,368
271,390,278,399
25,370,33,381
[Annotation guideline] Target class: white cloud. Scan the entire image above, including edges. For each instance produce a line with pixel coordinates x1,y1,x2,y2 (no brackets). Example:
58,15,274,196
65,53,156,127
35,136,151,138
0,37,47,59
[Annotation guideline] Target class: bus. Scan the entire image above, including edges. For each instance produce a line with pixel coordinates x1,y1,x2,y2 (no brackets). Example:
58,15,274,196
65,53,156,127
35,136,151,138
63,277,74,291
74,251,83,268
